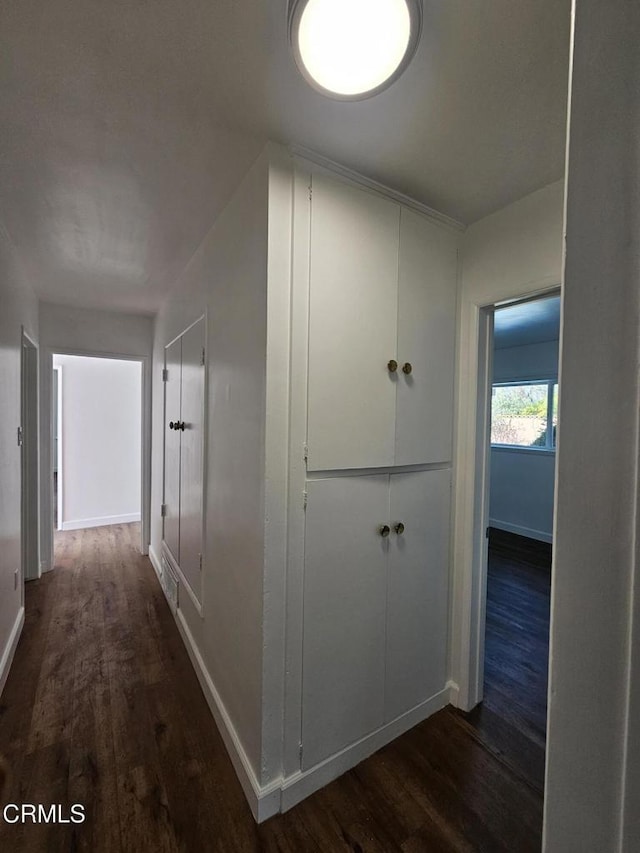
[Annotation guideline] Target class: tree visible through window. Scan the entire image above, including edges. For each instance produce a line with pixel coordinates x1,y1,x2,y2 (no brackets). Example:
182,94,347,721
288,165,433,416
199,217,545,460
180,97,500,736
491,381,558,449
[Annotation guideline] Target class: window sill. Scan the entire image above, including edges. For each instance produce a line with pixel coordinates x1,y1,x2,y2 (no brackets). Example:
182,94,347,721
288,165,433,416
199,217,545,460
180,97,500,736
491,444,556,456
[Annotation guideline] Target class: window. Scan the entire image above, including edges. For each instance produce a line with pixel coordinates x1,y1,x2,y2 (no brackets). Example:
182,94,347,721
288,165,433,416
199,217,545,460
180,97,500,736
491,380,558,449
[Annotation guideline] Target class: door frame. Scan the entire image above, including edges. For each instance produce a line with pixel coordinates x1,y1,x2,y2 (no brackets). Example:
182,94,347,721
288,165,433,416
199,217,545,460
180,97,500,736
21,328,40,583
452,280,561,711
52,365,63,531
45,348,150,561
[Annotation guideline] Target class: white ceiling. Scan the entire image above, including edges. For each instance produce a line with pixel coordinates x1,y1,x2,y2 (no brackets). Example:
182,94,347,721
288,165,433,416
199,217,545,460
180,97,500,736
494,295,561,350
0,0,571,314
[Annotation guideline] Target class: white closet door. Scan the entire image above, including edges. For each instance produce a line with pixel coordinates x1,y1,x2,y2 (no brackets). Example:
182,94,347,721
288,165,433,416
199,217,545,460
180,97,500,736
395,208,458,465
307,174,399,471
178,317,205,606
164,338,182,565
385,468,451,722
302,475,389,769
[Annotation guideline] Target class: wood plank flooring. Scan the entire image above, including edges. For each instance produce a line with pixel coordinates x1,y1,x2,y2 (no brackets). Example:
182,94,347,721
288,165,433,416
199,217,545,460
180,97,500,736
0,524,550,852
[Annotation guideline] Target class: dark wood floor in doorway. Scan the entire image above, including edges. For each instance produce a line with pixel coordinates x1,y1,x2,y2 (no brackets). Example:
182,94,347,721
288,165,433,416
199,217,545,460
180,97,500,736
0,524,550,852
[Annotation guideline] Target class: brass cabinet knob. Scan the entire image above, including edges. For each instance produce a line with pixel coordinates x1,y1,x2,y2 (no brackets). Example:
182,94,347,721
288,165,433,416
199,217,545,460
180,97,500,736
394,522,405,535
402,362,413,375
380,524,391,538
179,421,186,431
387,360,398,373
169,421,175,430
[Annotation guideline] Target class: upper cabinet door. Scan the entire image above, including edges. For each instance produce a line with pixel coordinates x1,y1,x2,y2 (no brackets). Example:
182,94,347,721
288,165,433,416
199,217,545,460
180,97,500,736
164,337,182,565
307,175,400,471
395,209,458,466
179,317,206,606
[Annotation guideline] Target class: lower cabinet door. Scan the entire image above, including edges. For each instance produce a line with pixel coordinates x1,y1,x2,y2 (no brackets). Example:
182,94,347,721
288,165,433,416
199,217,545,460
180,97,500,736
301,475,389,770
385,468,451,722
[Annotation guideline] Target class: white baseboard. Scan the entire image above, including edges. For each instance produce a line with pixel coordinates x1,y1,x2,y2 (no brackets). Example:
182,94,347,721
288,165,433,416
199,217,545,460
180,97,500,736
447,679,461,708
489,519,553,544
0,607,25,698
149,544,280,820
173,608,281,822
149,544,162,581
280,685,451,813
147,546,455,823
61,512,141,531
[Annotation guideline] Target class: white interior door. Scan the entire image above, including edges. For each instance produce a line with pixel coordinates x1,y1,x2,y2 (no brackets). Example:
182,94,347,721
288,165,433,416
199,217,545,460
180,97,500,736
395,208,458,465
163,337,182,565
385,468,451,722
178,318,205,605
307,174,399,471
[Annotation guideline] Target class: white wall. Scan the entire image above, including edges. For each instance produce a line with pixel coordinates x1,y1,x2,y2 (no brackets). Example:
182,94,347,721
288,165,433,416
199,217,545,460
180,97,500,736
451,180,564,710
544,0,640,849
53,355,142,530
39,303,153,570
490,449,556,542
0,228,38,695
490,338,559,542
150,149,270,791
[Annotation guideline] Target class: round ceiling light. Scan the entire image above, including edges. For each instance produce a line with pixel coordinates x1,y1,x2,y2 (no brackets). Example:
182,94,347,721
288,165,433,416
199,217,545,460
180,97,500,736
288,0,423,100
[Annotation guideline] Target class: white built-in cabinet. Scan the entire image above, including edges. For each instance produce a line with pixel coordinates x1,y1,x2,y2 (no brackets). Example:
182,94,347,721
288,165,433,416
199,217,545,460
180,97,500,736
301,469,451,769
298,171,458,774
163,316,205,609
307,173,458,472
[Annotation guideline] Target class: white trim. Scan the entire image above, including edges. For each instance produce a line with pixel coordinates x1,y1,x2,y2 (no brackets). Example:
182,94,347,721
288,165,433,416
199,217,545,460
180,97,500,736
283,163,312,779
451,278,560,712
0,607,25,698
53,365,63,531
280,686,452,812
149,543,163,581
489,520,553,544
61,512,141,531
491,444,556,457
174,608,281,823
152,533,455,823
290,145,465,233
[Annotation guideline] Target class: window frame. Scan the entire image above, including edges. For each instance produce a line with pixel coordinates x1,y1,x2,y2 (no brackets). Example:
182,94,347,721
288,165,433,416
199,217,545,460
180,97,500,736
490,378,558,452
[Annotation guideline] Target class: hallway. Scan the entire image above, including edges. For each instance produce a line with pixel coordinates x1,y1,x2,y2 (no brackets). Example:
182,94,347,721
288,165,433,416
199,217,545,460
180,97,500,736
0,524,546,852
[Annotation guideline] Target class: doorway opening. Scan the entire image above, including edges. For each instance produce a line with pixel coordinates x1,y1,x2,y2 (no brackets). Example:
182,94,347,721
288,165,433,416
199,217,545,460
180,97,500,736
471,291,560,795
21,329,40,583
51,353,143,562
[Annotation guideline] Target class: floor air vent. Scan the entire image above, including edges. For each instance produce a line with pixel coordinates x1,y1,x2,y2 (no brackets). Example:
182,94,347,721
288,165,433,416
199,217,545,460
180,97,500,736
160,554,179,614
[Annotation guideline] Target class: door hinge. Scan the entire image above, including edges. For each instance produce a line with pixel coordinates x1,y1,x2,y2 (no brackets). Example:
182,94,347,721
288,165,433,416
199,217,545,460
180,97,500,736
161,504,167,517
199,553,203,571
308,184,312,201
162,368,169,382
201,347,205,367
299,742,303,763
303,443,308,462
17,426,23,447
303,490,308,510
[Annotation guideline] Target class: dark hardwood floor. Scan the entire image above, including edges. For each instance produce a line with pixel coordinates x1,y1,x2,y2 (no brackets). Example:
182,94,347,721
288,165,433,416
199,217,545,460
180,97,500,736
0,524,550,852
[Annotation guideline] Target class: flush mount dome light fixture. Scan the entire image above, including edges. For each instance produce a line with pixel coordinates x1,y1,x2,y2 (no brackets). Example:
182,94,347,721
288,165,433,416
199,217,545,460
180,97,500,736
288,0,422,100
